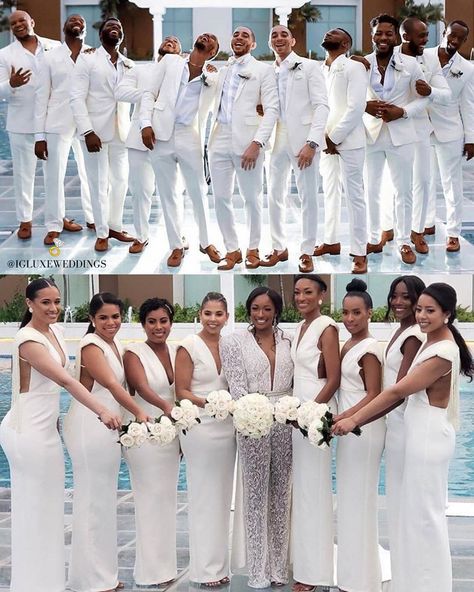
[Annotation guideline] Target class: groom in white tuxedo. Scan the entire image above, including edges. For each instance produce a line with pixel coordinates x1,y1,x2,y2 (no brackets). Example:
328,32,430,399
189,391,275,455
261,25,328,274
140,33,222,267
0,10,60,240
208,26,279,270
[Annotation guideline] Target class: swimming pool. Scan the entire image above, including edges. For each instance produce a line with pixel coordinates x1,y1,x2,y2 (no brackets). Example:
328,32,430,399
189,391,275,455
0,363,472,496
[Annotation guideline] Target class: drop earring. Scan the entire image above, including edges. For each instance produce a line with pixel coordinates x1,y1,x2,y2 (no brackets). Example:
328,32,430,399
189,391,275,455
444,318,449,325
318,299,323,306
28,307,33,313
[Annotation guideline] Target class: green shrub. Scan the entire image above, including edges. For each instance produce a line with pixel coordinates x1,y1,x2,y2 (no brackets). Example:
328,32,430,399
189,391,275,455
0,293,25,323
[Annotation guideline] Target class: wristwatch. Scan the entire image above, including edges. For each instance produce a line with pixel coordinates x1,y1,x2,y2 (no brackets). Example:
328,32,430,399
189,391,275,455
306,141,317,150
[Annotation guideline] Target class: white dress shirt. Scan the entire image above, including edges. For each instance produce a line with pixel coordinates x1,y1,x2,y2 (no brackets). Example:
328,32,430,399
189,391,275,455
217,53,252,124
175,62,203,125
275,55,292,122
370,56,396,99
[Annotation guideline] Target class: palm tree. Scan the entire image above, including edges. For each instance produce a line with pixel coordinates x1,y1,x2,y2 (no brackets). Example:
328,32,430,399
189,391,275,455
397,0,444,24
0,0,16,32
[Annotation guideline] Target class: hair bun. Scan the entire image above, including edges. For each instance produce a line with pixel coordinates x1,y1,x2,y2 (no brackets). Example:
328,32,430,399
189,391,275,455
346,278,367,293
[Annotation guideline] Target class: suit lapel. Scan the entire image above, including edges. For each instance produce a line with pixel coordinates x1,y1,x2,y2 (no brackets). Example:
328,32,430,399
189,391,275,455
173,58,186,104
215,66,228,109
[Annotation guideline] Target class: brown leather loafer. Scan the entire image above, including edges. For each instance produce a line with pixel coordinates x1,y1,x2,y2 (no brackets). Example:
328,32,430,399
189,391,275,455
424,225,435,235
167,248,185,267
62,218,82,232
217,249,243,271
95,238,109,252
129,239,148,254
260,248,289,267
313,242,341,256
200,244,223,263
380,229,394,245
446,237,460,252
351,255,367,274
298,254,314,273
400,244,416,264
410,231,429,254
245,248,260,269
366,241,383,254
18,221,32,240
109,229,135,242
44,231,60,245
86,222,96,231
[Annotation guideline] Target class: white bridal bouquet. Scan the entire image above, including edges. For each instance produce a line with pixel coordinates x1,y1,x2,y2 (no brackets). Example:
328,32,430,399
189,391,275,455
297,403,362,449
233,393,274,438
296,400,330,435
274,395,301,424
118,420,148,448
147,415,178,446
204,389,234,421
171,399,201,434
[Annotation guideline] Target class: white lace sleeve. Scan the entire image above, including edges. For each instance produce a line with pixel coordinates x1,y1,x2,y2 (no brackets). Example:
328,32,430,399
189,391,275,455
220,333,249,400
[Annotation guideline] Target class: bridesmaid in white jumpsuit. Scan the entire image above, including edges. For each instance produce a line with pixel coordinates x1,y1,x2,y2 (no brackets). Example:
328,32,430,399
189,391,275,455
291,275,341,592
123,298,180,586
336,279,386,592
334,283,474,591
64,292,150,592
176,292,236,586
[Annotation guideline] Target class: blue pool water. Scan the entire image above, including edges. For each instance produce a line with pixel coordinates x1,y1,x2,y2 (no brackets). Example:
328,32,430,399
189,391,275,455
0,363,473,496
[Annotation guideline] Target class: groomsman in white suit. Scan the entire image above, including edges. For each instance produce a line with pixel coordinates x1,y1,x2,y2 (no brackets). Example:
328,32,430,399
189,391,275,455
115,35,182,254
0,10,59,240
34,14,94,246
140,33,222,267
70,17,134,252
425,20,474,252
317,28,369,274
363,13,428,264
260,25,328,274
208,26,279,270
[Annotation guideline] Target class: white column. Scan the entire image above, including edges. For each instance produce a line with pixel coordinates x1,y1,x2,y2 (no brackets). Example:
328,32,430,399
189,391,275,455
275,6,291,26
150,6,166,60
219,275,235,334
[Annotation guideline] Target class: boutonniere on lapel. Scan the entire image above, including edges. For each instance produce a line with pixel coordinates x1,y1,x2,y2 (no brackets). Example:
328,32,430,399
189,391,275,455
201,72,215,87
290,62,303,71
390,58,404,73
123,59,134,70
450,67,463,78
238,71,252,80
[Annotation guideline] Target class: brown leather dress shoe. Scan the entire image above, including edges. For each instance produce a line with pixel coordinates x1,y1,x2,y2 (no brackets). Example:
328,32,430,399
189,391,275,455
44,231,60,245
86,222,96,231
260,248,289,267
351,255,367,274
400,244,416,264
245,248,260,269
313,242,341,256
62,218,82,232
410,231,429,254
424,225,435,235
366,241,383,254
109,229,135,242
200,244,223,263
167,248,185,267
298,254,314,273
18,221,32,240
218,249,243,271
129,239,148,254
95,238,109,252
380,229,394,245
446,237,460,252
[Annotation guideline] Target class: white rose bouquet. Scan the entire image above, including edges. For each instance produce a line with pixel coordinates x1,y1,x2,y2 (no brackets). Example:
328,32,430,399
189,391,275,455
296,400,329,437
204,390,234,421
274,395,300,424
147,415,178,446
118,420,148,448
233,393,274,439
303,406,362,449
171,399,201,434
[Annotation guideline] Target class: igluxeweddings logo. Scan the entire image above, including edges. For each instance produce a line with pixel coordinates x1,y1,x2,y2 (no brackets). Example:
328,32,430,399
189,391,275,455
48,237,63,257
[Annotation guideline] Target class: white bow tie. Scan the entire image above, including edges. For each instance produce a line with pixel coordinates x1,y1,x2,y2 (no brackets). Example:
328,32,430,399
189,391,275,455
228,55,247,66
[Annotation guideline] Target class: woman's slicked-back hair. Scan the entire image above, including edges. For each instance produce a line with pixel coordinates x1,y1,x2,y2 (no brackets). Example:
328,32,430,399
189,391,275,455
200,291,228,312
344,278,373,309
385,275,426,320
138,298,174,326
294,274,327,292
20,278,59,328
86,292,124,334
246,286,283,324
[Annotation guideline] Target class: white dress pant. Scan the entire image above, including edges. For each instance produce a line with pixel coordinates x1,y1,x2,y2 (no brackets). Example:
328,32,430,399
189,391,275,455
320,147,367,256
210,123,264,252
43,133,93,232
427,136,464,237
365,126,414,247
149,124,210,250
80,130,128,239
268,125,319,255
9,132,37,223
128,148,155,243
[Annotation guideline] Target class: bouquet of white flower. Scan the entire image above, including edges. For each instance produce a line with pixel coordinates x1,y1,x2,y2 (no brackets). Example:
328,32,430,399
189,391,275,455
305,408,362,449
296,400,329,437
233,393,274,438
118,420,148,448
171,399,201,434
147,415,178,446
204,389,234,421
274,395,301,424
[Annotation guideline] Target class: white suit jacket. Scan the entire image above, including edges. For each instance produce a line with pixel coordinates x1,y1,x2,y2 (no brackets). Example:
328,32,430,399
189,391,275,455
323,54,368,150
363,51,428,146
425,47,474,144
208,55,279,155
115,64,149,151
272,52,328,155
0,36,60,133
69,45,133,143
139,53,217,154
34,42,90,138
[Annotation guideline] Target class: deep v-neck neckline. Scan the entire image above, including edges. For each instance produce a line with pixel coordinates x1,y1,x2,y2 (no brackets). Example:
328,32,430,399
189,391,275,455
385,324,415,357
295,316,320,352
31,326,67,368
196,334,222,376
145,342,174,386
